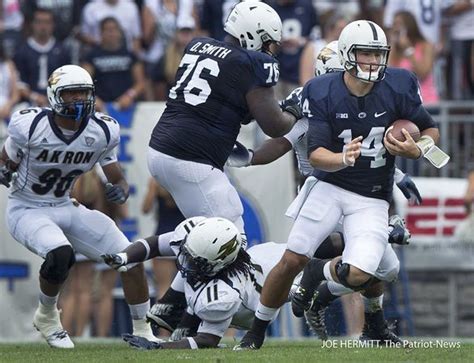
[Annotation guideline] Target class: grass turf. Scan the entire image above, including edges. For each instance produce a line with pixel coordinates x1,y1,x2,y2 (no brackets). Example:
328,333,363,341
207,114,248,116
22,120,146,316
0,339,472,363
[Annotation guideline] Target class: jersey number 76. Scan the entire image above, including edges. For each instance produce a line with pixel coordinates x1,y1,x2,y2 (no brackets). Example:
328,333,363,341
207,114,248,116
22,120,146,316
169,54,220,106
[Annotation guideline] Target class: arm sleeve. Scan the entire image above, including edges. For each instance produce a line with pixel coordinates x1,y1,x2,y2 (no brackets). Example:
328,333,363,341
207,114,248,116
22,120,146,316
283,118,308,147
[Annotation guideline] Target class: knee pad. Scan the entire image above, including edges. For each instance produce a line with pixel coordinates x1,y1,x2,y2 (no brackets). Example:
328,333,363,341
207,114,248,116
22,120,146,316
40,245,76,284
335,260,374,291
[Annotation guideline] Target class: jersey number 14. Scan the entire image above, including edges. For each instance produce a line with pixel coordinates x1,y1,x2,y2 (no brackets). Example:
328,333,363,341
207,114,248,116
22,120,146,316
338,127,386,168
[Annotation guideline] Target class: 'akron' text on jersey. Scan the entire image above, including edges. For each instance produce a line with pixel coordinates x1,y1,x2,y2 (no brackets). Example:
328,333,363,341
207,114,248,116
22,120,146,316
35,150,95,164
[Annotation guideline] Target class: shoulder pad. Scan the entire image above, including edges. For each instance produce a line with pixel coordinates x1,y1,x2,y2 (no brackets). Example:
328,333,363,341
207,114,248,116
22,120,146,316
91,112,120,147
8,107,46,147
194,280,240,323
384,68,418,93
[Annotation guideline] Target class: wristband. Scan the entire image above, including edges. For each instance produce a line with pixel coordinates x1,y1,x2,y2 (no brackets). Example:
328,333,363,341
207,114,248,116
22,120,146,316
415,135,434,158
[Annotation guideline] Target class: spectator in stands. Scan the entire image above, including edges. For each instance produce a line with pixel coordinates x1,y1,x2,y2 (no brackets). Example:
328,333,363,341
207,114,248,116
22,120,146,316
445,0,474,99
80,0,142,55
388,11,439,106
151,17,195,99
1,0,24,59
14,7,70,107
0,43,20,129
22,1,88,65
198,0,238,41
267,0,319,98
141,177,184,334
82,17,145,113
299,12,348,85
141,0,179,100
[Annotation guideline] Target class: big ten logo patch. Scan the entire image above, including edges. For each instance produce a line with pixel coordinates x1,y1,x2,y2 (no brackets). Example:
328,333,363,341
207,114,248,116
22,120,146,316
406,198,466,237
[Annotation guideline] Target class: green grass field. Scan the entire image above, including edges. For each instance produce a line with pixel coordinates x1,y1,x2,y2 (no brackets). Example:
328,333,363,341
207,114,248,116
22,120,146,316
1,339,473,363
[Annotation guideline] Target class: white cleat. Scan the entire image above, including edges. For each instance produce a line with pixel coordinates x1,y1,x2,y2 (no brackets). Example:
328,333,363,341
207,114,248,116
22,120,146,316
33,307,74,349
132,319,166,343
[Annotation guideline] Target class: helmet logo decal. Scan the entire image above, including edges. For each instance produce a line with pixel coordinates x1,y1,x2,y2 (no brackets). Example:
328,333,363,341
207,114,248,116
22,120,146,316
216,235,239,261
317,47,335,64
48,71,66,86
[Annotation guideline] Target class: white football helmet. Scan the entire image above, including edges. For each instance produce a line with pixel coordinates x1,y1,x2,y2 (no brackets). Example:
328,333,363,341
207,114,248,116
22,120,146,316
315,41,344,76
338,20,390,82
47,64,95,121
224,1,282,51
177,217,243,281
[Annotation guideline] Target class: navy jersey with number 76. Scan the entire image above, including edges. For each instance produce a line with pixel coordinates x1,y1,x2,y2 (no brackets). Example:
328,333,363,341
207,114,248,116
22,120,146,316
150,37,279,170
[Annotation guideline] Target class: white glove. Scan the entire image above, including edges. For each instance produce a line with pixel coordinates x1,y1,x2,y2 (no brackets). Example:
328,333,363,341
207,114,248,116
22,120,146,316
226,141,254,167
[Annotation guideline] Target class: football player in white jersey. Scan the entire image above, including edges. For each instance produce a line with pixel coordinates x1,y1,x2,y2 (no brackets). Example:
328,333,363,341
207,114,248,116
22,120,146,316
0,65,158,348
104,217,293,350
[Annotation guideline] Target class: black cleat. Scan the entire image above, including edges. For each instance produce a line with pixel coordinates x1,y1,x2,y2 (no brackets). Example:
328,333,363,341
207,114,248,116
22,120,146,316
291,286,315,318
304,299,328,340
359,311,404,346
233,331,265,350
146,302,186,332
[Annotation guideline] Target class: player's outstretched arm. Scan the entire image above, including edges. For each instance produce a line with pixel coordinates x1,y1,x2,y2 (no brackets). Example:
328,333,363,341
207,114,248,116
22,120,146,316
246,87,298,138
102,162,130,204
251,137,293,166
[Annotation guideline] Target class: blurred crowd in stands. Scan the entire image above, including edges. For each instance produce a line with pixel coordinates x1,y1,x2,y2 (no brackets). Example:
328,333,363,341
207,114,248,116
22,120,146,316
0,0,473,125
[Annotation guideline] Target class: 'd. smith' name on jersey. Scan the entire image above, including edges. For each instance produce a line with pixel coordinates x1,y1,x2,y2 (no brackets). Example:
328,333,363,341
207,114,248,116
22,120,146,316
303,68,436,201
150,37,279,170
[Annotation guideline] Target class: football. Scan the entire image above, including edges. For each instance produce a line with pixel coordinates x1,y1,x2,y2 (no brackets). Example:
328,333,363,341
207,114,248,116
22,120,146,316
386,119,421,142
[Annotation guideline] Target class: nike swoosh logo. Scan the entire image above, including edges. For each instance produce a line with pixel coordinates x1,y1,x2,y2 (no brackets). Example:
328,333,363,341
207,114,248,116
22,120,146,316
374,111,387,118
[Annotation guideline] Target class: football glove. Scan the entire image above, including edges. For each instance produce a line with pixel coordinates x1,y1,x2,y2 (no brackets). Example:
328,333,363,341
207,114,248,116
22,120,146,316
280,87,303,120
101,253,128,272
395,173,422,205
122,334,163,350
388,214,411,245
105,183,128,204
0,164,13,188
226,141,254,167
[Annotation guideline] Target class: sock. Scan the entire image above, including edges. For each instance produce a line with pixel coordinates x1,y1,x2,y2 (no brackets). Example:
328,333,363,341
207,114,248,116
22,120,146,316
129,299,150,320
159,287,186,305
323,261,335,282
132,318,153,337
327,281,353,296
362,294,383,313
39,291,58,312
255,303,278,321
300,258,329,292
313,282,338,308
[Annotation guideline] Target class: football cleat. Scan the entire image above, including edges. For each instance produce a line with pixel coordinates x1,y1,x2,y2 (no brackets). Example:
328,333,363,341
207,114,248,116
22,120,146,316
122,334,163,350
233,331,265,350
33,307,74,349
359,311,404,345
304,301,328,340
146,302,186,332
101,253,128,272
388,215,411,245
291,286,316,318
